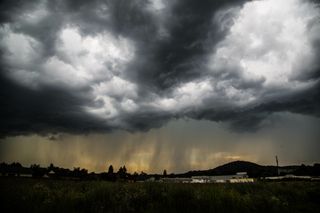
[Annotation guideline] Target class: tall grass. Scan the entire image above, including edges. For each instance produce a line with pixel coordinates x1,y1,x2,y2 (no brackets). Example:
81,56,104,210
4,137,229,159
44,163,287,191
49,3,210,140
0,177,319,213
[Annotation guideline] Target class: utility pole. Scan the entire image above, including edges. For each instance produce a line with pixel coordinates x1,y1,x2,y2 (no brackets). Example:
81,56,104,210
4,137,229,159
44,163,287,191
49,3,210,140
275,155,279,176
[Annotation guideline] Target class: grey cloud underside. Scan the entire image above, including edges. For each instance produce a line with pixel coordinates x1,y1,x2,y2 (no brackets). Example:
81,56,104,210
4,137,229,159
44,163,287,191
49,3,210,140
0,0,320,136
193,85,320,131
0,75,111,136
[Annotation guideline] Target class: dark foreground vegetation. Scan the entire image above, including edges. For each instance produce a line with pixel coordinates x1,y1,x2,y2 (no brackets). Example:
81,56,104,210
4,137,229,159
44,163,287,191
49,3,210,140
0,177,319,213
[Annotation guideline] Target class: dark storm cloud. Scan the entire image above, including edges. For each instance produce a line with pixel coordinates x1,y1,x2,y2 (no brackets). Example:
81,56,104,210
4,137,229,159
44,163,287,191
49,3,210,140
0,0,320,136
0,74,110,137
133,0,247,89
0,0,39,24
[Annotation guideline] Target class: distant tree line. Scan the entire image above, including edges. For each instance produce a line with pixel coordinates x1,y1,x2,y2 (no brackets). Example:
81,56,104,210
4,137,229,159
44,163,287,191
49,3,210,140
0,162,170,181
1,161,320,181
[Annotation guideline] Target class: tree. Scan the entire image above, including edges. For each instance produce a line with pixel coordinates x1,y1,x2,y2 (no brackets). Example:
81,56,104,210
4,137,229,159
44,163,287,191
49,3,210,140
31,164,45,178
108,165,114,174
72,167,88,179
163,169,167,176
139,171,148,181
72,167,79,178
0,162,8,176
118,165,127,179
9,162,22,176
48,163,55,171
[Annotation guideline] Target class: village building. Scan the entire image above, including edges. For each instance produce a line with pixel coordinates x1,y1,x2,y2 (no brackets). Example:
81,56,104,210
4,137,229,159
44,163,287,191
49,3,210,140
160,172,254,183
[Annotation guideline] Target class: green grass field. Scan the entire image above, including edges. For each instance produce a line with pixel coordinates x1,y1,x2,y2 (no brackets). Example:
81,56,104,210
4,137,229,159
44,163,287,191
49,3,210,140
0,177,319,213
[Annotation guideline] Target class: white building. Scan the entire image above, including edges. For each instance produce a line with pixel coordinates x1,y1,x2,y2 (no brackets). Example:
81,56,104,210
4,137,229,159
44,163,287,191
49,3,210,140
191,172,254,183
159,172,255,183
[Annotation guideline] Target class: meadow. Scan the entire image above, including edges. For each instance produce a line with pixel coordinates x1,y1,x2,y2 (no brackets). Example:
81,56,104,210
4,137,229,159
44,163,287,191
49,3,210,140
0,177,319,213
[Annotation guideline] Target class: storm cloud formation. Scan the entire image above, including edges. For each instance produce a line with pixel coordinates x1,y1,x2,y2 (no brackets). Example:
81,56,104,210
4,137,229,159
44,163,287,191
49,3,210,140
1,0,320,136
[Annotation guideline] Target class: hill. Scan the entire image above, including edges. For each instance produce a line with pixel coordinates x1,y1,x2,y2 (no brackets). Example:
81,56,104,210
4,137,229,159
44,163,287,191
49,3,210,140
178,161,320,178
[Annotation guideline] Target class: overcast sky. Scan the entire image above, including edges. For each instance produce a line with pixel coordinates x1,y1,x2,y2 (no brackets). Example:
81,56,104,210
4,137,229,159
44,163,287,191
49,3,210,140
0,0,319,173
